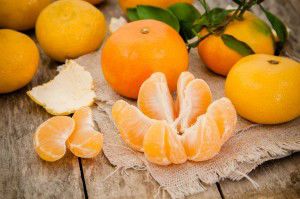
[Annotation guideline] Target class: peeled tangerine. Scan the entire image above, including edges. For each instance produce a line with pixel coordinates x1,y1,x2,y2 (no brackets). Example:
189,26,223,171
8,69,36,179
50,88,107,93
112,72,237,165
34,107,103,162
27,60,96,115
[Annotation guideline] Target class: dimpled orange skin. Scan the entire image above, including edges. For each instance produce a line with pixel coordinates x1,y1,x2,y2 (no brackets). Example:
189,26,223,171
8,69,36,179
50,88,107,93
225,54,300,124
198,11,275,76
0,0,53,31
36,0,106,62
101,19,189,99
119,0,194,12
0,29,39,94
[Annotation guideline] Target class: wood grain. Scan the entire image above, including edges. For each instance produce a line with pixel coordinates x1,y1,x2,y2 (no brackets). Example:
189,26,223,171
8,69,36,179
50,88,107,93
219,153,300,199
0,36,84,198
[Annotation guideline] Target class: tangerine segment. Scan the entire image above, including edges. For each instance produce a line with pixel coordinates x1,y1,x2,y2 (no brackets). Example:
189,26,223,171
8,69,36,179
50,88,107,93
67,107,103,158
143,121,187,165
182,115,221,162
112,100,154,152
206,98,237,144
176,72,212,131
175,72,194,117
34,116,75,162
138,72,175,123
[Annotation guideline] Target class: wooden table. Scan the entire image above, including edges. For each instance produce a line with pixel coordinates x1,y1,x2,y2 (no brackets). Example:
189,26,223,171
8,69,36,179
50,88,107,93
1,0,299,198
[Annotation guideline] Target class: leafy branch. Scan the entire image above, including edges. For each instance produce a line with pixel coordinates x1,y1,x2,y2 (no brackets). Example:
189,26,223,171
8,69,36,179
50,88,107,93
125,0,288,55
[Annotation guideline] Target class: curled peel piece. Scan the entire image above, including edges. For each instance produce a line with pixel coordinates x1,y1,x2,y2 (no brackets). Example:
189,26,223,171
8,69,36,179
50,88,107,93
27,60,96,115
112,100,154,152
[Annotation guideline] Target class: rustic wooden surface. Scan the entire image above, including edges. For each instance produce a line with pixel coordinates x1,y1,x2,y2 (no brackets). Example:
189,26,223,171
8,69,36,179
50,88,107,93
0,0,299,198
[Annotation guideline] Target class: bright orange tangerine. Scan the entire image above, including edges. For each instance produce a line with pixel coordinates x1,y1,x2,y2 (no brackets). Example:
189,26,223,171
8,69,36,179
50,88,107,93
102,19,189,99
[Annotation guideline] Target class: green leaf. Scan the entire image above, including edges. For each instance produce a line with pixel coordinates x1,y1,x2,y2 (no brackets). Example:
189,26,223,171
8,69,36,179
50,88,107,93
168,3,201,22
168,3,202,41
193,8,231,29
207,8,231,26
127,8,139,21
221,34,254,56
259,5,287,55
136,5,180,31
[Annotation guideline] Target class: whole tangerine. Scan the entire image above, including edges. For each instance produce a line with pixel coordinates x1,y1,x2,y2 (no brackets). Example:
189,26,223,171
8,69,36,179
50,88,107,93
225,54,300,124
0,29,39,93
101,19,189,99
36,0,106,62
0,0,53,31
198,11,275,76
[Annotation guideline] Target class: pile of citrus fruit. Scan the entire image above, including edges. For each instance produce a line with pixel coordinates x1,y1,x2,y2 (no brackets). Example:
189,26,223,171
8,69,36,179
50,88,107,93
1,0,300,166
112,72,237,165
0,0,106,94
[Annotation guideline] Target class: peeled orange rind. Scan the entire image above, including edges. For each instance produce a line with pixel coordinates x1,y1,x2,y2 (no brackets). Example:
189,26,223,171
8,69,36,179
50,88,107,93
67,107,103,158
34,116,75,162
112,71,237,165
27,60,96,115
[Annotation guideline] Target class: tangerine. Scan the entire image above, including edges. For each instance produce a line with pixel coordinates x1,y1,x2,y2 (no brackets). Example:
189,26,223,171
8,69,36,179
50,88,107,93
102,19,189,99
198,11,274,76
0,29,39,93
0,0,53,31
36,0,106,62
225,54,300,124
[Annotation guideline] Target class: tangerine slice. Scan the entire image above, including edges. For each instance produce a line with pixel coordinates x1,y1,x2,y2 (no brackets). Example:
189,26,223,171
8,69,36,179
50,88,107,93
175,71,194,116
143,121,187,165
138,72,175,123
67,107,103,158
34,116,75,162
175,72,212,131
112,100,154,151
182,115,221,162
206,97,237,144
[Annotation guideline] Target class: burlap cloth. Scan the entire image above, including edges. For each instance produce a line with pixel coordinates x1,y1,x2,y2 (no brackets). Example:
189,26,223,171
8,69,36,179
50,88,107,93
73,47,300,198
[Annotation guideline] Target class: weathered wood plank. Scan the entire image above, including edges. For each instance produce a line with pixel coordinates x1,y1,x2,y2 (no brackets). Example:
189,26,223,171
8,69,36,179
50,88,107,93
82,154,222,199
219,153,300,199
0,37,84,198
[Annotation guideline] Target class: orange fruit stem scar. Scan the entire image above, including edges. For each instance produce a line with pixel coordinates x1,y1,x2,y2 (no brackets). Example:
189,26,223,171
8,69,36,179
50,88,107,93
112,71,237,165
